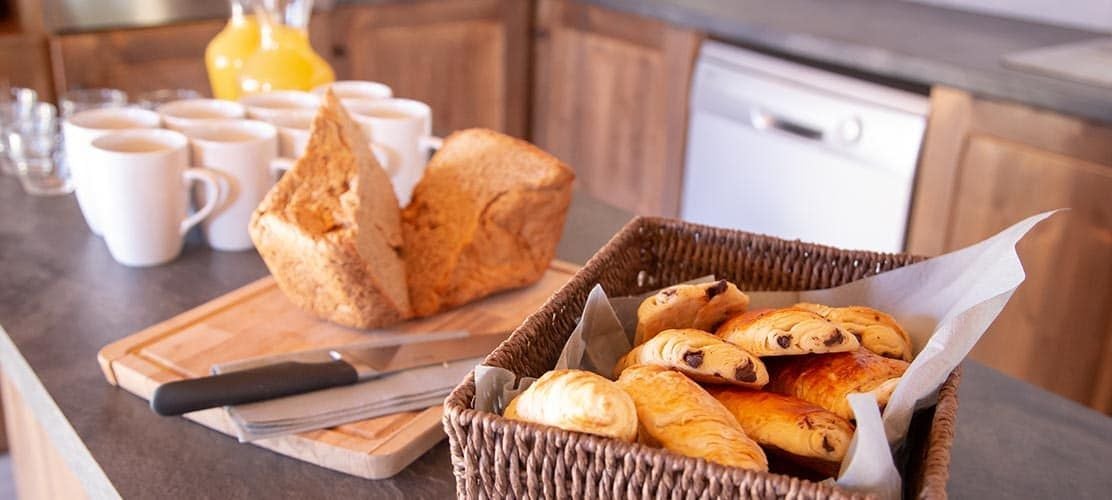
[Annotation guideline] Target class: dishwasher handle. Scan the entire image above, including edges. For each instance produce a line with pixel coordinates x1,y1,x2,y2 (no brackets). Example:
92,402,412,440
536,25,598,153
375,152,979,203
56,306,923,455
748,108,825,142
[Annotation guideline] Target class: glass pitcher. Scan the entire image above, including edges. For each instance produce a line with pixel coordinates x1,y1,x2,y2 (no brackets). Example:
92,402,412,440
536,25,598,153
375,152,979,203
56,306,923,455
205,0,335,100
238,0,335,96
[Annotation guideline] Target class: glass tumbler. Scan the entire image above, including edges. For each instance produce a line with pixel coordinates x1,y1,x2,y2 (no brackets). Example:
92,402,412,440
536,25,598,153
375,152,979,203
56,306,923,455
59,88,128,117
7,102,72,195
0,87,39,175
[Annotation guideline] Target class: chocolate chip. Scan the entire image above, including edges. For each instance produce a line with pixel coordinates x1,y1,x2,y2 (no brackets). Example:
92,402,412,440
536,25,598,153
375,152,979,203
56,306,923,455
824,330,844,346
705,280,728,299
776,335,792,348
660,288,678,297
734,361,757,382
801,416,815,429
683,350,704,368
822,436,834,453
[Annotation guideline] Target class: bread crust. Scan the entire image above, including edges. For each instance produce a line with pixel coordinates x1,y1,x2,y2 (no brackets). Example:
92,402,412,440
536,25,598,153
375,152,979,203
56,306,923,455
402,128,574,317
634,280,749,346
249,90,410,328
710,388,854,466
795,303,913,361
765,349,909,421
616,365,768,471
503,369,638,442
716,307,859,356
614,329,768,388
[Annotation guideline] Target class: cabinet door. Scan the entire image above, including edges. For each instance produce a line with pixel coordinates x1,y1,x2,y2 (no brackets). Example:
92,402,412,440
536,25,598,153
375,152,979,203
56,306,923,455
532,0,701,216
329,0,529,138
909,87,1112,412
49,21,225,97
0,34,53,100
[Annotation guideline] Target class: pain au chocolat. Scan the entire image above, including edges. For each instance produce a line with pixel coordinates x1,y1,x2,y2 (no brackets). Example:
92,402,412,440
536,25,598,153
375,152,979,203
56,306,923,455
716,307,859,357
613,329,768,389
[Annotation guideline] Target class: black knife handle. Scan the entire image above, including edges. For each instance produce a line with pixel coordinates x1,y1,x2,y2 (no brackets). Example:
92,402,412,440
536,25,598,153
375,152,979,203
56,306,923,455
150,361,359,416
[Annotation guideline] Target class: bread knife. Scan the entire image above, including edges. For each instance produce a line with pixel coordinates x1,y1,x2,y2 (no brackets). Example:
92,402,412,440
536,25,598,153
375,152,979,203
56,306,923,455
150,330,510,416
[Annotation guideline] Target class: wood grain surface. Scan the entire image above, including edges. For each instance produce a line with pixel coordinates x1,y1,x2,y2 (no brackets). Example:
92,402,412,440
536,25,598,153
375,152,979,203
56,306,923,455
909,86,1112,412
328,0,530,138
532,0,701,216
97,262,578,479
2,376,87,499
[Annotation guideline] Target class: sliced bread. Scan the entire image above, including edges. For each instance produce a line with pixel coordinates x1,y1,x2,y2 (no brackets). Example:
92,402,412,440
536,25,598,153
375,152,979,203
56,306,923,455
402,128,575,317
249,90,411,328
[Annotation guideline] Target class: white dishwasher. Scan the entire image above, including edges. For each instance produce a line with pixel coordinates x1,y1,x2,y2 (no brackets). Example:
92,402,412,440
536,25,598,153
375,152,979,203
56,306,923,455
680,41,929,253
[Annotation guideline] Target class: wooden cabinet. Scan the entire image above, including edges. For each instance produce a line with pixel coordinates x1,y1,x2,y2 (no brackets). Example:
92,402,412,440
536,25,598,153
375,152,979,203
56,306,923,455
48,16,333,99
328,0,530,138
0,33,53,100
49,21,224,97
532,0,701,216
908,86,1112,412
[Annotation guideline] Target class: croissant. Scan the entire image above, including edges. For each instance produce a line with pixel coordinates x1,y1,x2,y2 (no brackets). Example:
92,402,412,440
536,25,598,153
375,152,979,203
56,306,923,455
716,307,859,356
709,388,854,469
616,365,768,471
613,329,768,388
765,349,908,421
634,279,749,345
503,369,638,442
795,303,913,361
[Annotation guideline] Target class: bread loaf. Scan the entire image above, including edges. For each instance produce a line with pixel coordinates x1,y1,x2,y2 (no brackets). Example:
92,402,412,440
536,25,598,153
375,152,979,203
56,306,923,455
402,128,574,317
249,90,411,328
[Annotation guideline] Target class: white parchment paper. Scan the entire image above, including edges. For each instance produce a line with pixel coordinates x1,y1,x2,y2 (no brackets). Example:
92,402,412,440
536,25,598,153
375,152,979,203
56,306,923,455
473,210,1059,499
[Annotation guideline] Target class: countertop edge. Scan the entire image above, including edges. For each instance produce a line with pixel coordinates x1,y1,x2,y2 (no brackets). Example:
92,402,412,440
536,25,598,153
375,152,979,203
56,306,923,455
0,324,122,500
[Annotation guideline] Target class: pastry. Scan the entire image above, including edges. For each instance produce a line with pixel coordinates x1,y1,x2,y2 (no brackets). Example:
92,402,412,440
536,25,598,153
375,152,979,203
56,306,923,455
616,365,768,471
503,369,638,442
402,128,575,317
716,307,859,356
634,279,750,345
249,90,410,329
709,388,854,469
795,303,913,361
613,329,768,388
765,349,908,421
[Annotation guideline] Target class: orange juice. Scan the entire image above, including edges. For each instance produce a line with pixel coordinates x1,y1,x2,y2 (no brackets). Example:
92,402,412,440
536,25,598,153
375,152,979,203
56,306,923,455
239,22,334,95
206,1,335,99
205,2,260,100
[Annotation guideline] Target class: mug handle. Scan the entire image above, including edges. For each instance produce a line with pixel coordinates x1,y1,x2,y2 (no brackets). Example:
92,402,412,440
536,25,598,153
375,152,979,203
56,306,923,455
420,136,444,155
180,168,222,236
270,157,296,180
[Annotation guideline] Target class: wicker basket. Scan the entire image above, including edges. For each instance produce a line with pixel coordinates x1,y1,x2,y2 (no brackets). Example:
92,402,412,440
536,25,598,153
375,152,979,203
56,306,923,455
444,217,960,499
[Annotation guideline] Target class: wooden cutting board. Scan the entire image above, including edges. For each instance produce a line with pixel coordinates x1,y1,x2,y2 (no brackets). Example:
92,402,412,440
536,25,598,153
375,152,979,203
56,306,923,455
97,261,578,479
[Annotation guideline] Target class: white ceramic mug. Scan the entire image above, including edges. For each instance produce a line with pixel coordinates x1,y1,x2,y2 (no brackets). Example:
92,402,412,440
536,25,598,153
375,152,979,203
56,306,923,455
267,112,312,159
63,107,162,235
343,98,441,206
89,129,222,267
156,99,246,132
184,119,279,251
312,81,392,101
239,91,320,123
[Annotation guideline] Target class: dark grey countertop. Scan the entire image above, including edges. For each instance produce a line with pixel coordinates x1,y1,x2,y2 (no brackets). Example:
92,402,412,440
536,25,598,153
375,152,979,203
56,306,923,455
1,175,1110,498
591,0,1112,123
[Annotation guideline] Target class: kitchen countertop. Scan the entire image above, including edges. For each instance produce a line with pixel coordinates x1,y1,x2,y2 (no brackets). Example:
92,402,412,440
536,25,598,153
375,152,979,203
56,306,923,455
591,0,1112,123
1,175,1111,498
